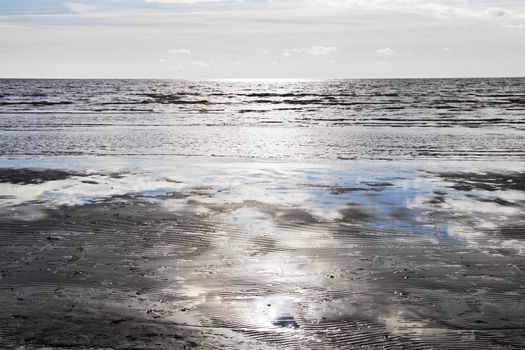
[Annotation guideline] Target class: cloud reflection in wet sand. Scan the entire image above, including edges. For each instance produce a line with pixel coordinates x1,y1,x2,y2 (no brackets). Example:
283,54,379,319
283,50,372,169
0,158,525,348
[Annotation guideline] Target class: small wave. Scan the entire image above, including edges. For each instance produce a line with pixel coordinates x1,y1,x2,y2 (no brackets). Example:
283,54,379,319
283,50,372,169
134,92,203,98
258,120,283,124
138,97,210,105
238,109,269,113
0,101,73,106
507,98,525,105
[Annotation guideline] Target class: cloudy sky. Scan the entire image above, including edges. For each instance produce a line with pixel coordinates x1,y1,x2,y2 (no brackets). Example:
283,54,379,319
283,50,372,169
0,0,524,78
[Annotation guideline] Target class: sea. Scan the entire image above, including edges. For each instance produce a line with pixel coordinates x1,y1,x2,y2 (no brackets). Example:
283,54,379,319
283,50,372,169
0,78,524,159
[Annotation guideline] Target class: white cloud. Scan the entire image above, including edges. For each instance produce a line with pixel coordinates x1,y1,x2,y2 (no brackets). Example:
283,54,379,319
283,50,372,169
309,0,523,21
169,48,192,55
190,60,211,68
503,23,524,29
283,45,338,56
65,2,98,14
146,0,227,3
376,47,395,56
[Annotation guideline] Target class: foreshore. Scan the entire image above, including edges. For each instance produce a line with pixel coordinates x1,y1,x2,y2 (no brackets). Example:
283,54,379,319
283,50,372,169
1,157,524,349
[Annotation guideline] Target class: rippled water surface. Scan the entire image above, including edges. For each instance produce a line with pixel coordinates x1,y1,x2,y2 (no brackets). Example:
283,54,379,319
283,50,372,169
0,79,524,349
1,78,524,159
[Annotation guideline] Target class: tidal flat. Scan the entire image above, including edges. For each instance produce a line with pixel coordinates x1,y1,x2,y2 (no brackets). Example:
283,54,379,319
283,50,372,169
0,157,524,349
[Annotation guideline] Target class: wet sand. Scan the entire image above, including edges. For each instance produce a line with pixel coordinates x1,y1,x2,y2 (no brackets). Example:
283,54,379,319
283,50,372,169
1,159,524,349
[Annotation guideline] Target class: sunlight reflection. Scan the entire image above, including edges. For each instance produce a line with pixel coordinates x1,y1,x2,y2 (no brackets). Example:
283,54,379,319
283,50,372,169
253,295,301,330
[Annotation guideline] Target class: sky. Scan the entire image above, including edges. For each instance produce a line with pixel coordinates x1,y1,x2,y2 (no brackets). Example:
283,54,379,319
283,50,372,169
0,0,524,79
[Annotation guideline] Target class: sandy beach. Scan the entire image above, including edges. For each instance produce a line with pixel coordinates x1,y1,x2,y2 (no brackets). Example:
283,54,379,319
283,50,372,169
1,155,524,349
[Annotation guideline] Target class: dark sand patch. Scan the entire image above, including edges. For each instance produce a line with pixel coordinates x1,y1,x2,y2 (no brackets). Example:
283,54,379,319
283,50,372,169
500,226,525,239
1,298,271,349
435,171,525,192
0,168,78,185
338,204,375,222
301,183,390,194
275,208,320,225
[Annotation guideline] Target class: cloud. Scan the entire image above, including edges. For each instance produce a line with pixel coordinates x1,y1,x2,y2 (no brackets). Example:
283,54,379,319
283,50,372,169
169,48,192,55
283,45,338,56
64,2,97,14
309,0,523,21
146,0,228,3
190,60,211,68
376,48,395,56
503,23,524,29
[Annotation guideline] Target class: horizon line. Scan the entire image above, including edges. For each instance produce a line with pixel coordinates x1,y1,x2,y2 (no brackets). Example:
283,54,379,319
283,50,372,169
1,75,524,81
